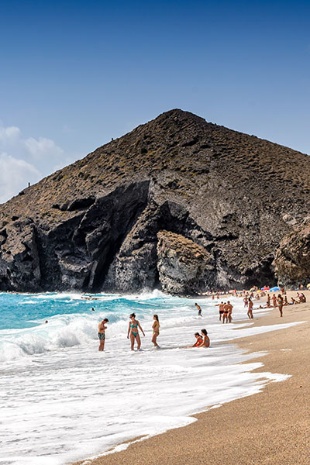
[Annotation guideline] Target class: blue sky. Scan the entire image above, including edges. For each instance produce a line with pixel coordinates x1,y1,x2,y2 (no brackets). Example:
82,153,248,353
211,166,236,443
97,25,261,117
0,0,309,203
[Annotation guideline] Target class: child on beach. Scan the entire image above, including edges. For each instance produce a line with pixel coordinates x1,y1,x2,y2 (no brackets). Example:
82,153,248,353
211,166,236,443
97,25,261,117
192,332,203,347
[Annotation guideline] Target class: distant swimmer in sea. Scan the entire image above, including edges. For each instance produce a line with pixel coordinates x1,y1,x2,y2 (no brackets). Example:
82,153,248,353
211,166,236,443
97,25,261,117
98,318,109,351
152,314,160,348
192,332,203,347
127,313,145,351
195,303,202,316
200,329,210,347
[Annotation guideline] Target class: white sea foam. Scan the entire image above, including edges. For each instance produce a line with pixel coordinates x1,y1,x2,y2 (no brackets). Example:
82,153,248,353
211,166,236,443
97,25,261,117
0,294,300,465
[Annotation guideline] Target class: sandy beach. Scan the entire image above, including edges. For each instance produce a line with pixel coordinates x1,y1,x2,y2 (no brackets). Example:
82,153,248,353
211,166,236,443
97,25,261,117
73,290,309,465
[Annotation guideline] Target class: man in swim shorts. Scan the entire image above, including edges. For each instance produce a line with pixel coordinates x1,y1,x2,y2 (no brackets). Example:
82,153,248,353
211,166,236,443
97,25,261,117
98,318,109,351
218,302,224,321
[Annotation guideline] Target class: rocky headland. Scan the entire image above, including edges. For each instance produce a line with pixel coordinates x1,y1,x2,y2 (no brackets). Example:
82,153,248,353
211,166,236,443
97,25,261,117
0,109,309,295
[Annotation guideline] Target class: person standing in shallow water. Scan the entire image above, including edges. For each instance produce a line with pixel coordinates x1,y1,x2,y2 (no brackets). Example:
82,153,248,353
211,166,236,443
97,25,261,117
127,313,145,350
152,314,160,348
195,303,202,316
98,318,109,351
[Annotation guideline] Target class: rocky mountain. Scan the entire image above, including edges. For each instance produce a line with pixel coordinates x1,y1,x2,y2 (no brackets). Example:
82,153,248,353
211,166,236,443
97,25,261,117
0,109,309,294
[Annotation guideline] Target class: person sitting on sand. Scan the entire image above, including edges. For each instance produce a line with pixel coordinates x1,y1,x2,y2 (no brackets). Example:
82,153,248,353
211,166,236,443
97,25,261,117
98,318,109,351
298,293,306,303
152,314,160,348
127,313,145,351
192,332,203,347
200,329,210,347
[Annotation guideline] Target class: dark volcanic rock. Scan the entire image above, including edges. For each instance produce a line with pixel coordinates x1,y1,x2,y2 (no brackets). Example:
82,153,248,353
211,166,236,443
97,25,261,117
274,220,310,287
0,109,309,294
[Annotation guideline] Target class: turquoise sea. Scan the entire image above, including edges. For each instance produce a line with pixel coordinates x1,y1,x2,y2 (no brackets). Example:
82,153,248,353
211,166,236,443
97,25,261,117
0,291,294,465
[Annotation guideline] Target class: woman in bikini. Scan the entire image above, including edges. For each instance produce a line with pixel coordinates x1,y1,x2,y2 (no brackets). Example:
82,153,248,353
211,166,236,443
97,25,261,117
127,313,145,350
152,314,160,348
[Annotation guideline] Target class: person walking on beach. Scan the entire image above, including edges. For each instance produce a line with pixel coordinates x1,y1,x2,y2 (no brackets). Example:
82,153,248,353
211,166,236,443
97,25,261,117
195,303,202,316
127,313,145,350
98,318,109,351
200,329,210,347
152,314,160,348
247,298,254,319
226,301,233,323
277,294,284,317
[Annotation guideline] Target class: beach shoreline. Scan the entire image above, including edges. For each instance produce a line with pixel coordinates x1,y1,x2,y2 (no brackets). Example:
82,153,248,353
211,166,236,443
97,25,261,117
72,290,309,465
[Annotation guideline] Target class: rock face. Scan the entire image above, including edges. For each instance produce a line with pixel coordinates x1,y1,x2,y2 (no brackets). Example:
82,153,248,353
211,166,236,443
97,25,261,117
274,221,310,287
157,230,215,295
0,109,309,295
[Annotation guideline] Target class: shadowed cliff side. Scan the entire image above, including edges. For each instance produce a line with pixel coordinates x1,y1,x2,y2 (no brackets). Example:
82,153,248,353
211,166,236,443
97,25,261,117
0,109,309,294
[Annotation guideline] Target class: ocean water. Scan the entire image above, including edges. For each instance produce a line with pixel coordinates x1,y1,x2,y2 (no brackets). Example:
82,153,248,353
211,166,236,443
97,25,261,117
0,291,297,465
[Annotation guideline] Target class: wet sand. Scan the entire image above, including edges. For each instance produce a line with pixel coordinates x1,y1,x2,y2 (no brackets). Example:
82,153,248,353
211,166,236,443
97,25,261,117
73,290,310,465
